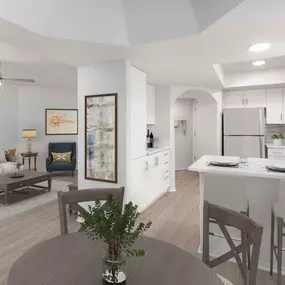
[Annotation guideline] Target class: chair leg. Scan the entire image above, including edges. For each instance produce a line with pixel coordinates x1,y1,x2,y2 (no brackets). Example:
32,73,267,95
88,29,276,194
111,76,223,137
270,209,275,276
277,217,283,285
72,170,74,177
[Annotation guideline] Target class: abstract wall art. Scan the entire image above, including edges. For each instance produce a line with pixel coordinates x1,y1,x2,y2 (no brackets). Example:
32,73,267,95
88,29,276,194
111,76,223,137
85,94,117,183
45,109,78,135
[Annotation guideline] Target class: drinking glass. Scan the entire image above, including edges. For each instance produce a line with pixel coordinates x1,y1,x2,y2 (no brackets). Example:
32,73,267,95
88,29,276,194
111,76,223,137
239,152,248,167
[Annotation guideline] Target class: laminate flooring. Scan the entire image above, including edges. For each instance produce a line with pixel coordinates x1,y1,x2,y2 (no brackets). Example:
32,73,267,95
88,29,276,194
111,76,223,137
0,171,281,285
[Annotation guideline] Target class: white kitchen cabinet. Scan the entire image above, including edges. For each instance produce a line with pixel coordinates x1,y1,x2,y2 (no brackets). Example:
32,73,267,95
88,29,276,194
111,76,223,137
245,89,266,108
130,150,170,212
267,146,285,160
223,90,266,109
146,84,155,124
223,91,245,109
266,89,284,124
129,66,147,159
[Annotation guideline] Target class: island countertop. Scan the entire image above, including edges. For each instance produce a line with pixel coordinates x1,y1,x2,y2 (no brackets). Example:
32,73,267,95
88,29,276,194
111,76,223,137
188,155,285,180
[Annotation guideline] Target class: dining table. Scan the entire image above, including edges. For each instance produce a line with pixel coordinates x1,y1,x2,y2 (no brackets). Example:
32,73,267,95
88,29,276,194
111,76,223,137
8,232,226,285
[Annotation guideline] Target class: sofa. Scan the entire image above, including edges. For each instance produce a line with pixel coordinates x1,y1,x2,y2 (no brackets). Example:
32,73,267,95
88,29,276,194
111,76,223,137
46,142,76,176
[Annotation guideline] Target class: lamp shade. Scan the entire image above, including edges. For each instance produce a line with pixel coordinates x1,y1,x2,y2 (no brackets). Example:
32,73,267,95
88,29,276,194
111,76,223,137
22,129,37,138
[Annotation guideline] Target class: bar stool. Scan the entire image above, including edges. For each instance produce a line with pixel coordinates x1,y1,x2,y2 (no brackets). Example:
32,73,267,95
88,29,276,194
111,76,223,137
270,180,285,285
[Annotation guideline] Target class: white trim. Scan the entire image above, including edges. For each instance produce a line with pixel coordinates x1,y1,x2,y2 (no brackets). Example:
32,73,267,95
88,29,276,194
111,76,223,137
175,168,188,171
169,188,176,192
139,189,169,212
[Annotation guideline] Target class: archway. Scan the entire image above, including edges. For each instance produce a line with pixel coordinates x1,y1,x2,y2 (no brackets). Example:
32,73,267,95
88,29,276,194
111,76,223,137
169,87,222,191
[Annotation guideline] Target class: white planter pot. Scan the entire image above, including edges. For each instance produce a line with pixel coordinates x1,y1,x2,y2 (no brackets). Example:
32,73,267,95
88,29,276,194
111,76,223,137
273,139,284,146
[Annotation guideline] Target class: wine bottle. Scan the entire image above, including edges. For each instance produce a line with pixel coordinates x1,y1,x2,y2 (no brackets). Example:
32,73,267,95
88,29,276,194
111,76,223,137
146,129,150,148
150,132,154,148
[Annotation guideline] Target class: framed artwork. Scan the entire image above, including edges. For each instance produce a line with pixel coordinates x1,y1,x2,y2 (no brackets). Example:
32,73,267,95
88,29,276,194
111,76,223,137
45,109,78,135
85,93,117,183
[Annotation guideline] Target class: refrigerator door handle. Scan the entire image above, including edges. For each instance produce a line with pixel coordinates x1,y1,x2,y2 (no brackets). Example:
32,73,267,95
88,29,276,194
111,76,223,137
259,137,263,158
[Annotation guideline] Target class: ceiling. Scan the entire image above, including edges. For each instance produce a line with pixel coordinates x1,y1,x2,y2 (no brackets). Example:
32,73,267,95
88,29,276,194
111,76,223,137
1,0,285,89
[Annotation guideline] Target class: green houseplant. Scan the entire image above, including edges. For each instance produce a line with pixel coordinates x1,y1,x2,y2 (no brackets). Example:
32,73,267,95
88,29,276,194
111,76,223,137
271,133,285,146
80,196,152,284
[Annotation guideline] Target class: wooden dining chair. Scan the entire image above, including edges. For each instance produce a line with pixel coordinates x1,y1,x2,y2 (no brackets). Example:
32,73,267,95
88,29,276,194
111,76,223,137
203,201,263,285
57,187,125,235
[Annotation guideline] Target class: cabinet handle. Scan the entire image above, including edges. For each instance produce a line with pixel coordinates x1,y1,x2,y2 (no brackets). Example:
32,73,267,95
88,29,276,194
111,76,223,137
164,176,169,180
281,114,283,121
164,152,169,156
164,161,169,165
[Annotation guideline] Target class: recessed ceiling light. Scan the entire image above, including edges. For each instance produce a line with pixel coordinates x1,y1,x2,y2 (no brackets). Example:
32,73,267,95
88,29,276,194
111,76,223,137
249,43,271,53
252,60,266,66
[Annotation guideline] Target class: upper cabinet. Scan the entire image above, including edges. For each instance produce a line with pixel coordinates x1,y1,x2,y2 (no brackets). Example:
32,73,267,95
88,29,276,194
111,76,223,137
266,88,284,124
223,90,245,109
146,84,155,124
223,90,266,109
245,90,266,108
129,66,147,159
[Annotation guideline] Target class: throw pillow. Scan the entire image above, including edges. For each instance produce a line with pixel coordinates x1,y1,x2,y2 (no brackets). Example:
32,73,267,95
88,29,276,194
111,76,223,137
51,152,72,162
5,148,16,162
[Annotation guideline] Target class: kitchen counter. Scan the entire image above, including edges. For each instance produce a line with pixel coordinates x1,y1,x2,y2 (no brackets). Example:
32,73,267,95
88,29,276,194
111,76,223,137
188,155,285,179
147,146,170,155
188,155,285,272
266,143,285,149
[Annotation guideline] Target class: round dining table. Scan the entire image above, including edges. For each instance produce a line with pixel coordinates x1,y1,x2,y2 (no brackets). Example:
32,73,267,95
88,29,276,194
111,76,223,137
8,232,225,285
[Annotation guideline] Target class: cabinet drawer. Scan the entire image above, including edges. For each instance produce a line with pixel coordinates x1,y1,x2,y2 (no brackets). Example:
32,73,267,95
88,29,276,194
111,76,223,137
268,154,285,160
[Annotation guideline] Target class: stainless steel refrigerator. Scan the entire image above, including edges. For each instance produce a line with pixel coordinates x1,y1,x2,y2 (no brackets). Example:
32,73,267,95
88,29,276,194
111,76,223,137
223,108,266,158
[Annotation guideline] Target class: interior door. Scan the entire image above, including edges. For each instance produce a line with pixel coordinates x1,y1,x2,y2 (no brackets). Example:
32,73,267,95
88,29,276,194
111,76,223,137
266,88,283,124
224,136,264,158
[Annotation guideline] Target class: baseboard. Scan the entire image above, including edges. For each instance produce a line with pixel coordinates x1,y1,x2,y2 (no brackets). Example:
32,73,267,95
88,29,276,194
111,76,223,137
169,188,176,192
175,168,188,171
139,189,169,213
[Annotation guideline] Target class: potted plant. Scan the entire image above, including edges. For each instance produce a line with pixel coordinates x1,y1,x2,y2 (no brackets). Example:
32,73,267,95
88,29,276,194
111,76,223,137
271,133,285,146
80,196,152,284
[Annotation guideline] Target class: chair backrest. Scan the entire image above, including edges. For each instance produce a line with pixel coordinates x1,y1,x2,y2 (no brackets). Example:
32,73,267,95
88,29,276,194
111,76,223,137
57,187,125,235
48,142,76,157
203,201,263,285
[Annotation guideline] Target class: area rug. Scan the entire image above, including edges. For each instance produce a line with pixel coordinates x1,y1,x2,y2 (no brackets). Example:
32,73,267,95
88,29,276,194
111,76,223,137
0,180,69,221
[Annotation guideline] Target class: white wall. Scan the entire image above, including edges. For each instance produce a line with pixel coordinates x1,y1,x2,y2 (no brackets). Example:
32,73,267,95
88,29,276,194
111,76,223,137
174,98,194,169
193,102,218,160
17,86,77,170
0,85,18,148
78,61,127,190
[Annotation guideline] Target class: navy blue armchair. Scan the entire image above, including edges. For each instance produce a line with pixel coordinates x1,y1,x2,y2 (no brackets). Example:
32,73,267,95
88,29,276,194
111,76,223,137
46,142,76,176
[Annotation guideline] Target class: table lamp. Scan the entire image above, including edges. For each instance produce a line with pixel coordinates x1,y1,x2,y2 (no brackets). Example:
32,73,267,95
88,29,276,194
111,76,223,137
22,129,37,153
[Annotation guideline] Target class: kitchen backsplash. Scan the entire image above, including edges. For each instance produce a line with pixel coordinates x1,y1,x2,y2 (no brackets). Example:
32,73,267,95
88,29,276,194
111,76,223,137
265,125,285,143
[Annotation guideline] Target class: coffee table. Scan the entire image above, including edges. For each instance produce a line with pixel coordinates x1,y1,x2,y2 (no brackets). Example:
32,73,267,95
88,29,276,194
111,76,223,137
0,170,52,205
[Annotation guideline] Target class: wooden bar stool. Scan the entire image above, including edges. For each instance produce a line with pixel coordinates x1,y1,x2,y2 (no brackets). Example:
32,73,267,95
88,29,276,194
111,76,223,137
203,201,263,285
270,180,285,285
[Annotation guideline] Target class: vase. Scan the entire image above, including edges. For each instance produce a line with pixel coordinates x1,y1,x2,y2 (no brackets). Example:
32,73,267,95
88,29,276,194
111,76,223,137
102,254,126,284
273,139,283,146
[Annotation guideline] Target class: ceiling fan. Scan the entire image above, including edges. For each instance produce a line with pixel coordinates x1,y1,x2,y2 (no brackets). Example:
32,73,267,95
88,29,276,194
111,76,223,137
0,63,36,86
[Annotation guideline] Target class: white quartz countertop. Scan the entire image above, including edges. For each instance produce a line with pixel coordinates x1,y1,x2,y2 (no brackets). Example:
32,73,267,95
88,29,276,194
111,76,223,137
188,155,285,179
266,144,285,149
147,146,170,155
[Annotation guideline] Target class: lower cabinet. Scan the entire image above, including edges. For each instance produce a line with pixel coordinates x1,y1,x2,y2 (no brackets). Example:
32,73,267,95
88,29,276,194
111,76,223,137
267,147,285,160
130,150,170,212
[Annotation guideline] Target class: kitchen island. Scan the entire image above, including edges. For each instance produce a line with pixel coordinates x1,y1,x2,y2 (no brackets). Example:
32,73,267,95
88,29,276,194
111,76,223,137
188,155,285,272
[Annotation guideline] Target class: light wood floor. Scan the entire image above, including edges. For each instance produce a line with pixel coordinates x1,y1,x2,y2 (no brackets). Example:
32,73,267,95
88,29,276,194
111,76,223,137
0,171,281,285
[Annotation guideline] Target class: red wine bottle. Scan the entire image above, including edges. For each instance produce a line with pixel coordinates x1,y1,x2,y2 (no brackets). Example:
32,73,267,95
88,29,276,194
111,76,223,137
150,132,154,148
146,129,150,148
